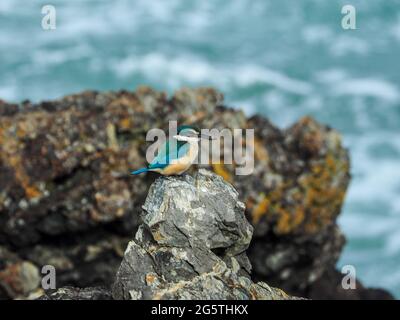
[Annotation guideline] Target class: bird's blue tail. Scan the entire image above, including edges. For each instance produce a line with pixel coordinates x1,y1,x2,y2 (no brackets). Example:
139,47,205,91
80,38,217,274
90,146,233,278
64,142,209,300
131,168,149,175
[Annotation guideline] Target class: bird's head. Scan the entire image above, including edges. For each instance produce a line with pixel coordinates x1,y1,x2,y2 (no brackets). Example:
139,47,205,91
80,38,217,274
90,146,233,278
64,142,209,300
174,125,214,142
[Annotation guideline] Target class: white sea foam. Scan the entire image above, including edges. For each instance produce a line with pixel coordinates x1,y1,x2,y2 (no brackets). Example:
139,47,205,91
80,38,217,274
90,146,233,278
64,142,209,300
339,131,400,270
339,213,398,238
111,53,313,95
235,65,313,95
303,25,370,56
331,78,399,102
0,85,17,102
330,35,370,56
345,133,400,204
315,69,400,102
386,232,400,255
314,68,400,105
390,14,400,41
0,0,14,13
315,68,349,84
302,25,333,44
32,45,92,67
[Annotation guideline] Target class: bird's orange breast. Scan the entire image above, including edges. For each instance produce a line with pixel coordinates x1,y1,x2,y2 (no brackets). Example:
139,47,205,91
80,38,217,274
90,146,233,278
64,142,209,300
160,162,191,175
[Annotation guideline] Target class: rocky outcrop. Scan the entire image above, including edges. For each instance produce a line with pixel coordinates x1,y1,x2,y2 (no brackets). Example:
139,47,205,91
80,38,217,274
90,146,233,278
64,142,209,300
0,87,393,299
112,170,294,300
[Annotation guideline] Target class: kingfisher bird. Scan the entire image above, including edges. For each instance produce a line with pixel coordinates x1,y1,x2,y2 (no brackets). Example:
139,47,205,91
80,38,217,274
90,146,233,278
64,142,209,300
131,125,213,176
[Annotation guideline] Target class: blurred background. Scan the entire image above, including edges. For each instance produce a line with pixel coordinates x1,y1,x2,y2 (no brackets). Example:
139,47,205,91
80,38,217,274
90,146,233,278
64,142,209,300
0,0,399,297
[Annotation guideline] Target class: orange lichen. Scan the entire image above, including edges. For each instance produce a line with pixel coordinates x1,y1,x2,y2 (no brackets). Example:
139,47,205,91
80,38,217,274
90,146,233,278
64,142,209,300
250,151,348,236
0,117,46,201
297,152,347,234
0,119,12,146
152,229,165,242
25,186,41,199
275,208,291,234
249,185,284,226
212,163,232,183
145,273,157,285
292,207,306,229
253,138,269,162
119,118,132,130
252,196,270,224
7,154,42,200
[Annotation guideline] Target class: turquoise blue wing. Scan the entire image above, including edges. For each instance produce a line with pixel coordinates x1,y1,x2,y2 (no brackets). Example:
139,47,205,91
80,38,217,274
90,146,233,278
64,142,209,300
177,142,189,158
149,139,189,170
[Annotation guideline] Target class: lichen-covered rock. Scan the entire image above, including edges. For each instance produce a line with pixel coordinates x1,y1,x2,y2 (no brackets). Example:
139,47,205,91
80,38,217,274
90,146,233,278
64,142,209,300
0,87,392,299
112,170,295,300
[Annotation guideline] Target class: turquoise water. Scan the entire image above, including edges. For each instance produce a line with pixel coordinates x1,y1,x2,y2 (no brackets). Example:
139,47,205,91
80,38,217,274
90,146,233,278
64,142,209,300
1,0,399,297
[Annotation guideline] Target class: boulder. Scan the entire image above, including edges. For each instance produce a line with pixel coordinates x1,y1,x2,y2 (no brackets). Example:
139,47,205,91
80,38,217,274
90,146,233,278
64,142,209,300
112,170,295,300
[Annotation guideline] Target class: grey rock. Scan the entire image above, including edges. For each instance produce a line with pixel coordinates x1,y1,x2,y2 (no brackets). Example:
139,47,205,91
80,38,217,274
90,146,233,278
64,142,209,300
39,286,112,300
112,169,295,300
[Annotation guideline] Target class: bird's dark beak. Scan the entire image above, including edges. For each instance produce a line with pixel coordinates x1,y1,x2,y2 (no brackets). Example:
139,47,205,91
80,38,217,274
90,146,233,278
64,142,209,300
200,133,215,140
